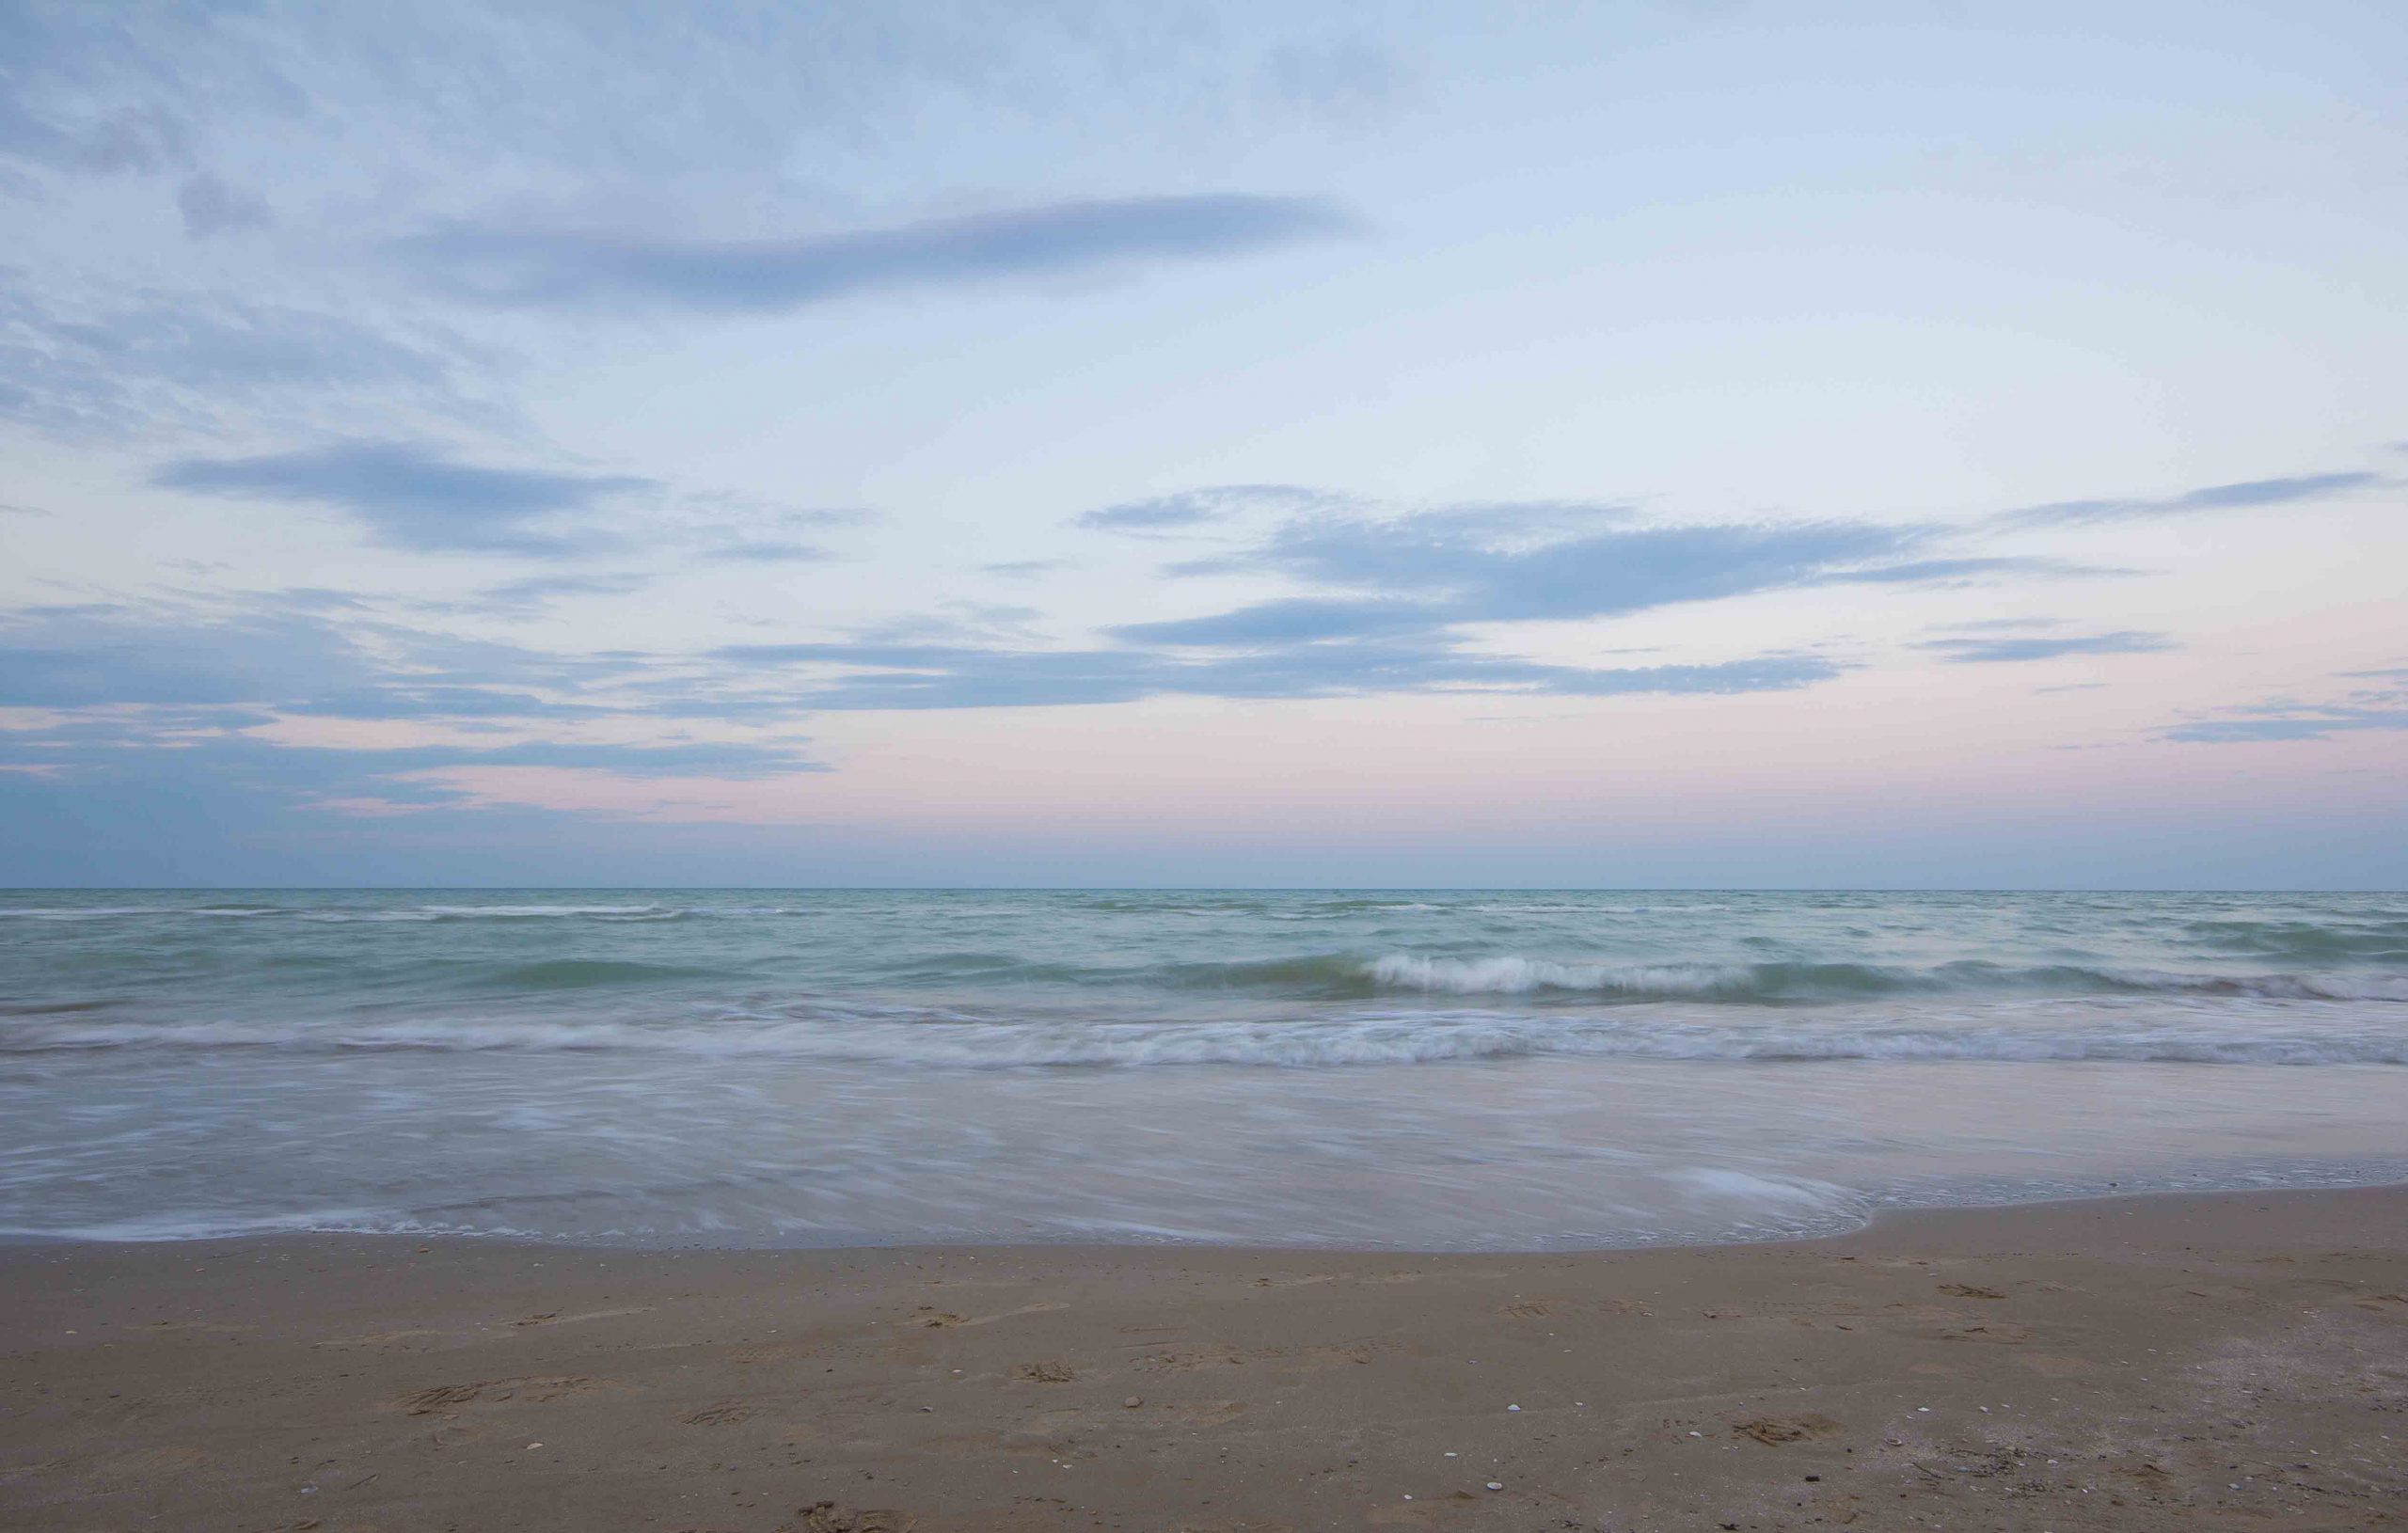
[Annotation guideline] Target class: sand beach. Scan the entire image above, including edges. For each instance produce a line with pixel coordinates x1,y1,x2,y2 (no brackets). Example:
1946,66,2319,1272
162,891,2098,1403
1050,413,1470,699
6,1186,2403,1531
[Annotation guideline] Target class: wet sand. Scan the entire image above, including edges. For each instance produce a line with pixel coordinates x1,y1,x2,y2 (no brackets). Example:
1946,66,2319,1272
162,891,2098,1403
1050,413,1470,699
3,1188,2404,1531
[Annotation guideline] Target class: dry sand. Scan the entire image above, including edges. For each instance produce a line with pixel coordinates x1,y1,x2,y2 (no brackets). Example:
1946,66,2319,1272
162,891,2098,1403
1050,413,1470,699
4,1187,2404,1531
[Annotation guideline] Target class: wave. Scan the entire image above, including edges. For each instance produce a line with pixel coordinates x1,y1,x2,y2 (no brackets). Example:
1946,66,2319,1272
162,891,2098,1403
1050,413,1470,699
9,1007,2406,1067
876,952,2408,1004
2182,918,2408,965
1348,955,2407,1004
474,959,732,988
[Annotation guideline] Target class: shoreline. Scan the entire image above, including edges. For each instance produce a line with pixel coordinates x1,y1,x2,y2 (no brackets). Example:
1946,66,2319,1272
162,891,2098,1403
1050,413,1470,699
9,1164,2408,1256
7,1186,2405,1529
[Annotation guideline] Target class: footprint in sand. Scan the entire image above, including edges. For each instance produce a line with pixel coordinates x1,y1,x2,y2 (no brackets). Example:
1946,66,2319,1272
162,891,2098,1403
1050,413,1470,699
996,1408,1088,1450
1134,1347,1245,1373
1733,1414,1844,1445
913,1302,1063,1329
1937,1321,2034,1344
1295,1343,1377,1367
399,1376,624,1415
780,1502,916,1533
403,1383,484,1414
1250,1274,1338,1289
1136,1342,1378,1373
515,1306,648,1329
2018,1352,2095,1377
314,1328,443,1350
731,1341,821,1365
680,1401,760,1426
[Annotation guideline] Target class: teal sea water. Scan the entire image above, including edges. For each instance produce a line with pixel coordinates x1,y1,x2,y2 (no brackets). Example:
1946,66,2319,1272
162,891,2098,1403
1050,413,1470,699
3,889,2404,1247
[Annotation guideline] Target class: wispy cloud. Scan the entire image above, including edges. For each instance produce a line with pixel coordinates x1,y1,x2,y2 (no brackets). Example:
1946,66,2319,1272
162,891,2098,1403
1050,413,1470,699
978,559,1069,579
0,603,617,719
1076,483,1336,532
458,573,654,616
152,440,653,555
2162,674,2408,743
1996,471,2381,529
707,633,1843,711
0,603,824,838
1036,493,2136,702
1828,556,2127,585
0,607,374,709
0,96,186,178
394,196,1355,313
1111,597,1445,646
1160,503,1984,625
0,288,473,440
176,172,273,239
697,540,837,564
1919,630,2176,664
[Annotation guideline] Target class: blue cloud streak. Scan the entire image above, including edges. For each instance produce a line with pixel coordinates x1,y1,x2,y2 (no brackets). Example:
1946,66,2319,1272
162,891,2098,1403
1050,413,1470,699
1997,471,2380,529
709,637,1844,710
396,196,1354,312
1920,631,2176,664
153,441,652,554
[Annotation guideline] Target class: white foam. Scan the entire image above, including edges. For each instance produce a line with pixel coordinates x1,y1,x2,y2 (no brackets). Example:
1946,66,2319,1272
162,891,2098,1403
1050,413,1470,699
1367,955,1752,994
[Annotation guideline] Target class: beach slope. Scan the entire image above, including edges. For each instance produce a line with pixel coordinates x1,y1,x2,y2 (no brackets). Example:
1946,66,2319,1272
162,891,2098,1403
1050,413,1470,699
4,1188,2403,1530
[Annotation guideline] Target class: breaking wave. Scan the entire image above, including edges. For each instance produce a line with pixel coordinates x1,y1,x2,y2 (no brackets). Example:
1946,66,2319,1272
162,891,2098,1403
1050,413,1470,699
1355,954,2408,1003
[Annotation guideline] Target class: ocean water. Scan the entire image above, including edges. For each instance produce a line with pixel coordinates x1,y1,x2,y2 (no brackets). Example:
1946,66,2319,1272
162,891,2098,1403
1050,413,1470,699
2,889,2404,1249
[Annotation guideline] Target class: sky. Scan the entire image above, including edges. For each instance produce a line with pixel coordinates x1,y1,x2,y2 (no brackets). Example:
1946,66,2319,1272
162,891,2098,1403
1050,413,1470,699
2,1,2404,888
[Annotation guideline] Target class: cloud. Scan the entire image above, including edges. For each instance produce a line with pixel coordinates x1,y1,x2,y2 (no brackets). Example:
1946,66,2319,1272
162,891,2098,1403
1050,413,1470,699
1919,630,2176,664
698,540,836,563
1183,507,1925,623
0,603,824,846
0,96,186,177
176,172,274,238
699,493,1909,713
707,634,1843,711
1111,598,1446,646
152,440,654,554
1827,556,2128,585
1114,495,2139,679
459,573,653,615
978,559,1069,578
0,603,587,718
2164,710,2408,744
0,719,818,800
393,195,1355,313
0,286,470,440
0,605,392,709
1256,39,1403,121
1932,617,2067,633
2162,676,2408,743
1996,471,2381,529
1076,483,1335,532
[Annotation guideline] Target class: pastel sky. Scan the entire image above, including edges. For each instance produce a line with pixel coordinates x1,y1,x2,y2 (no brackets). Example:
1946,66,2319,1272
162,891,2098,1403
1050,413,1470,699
3,2,2404,887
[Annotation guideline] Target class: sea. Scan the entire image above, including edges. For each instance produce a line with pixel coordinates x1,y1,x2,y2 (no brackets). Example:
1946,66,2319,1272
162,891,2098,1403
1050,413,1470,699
3,889,2403,1250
